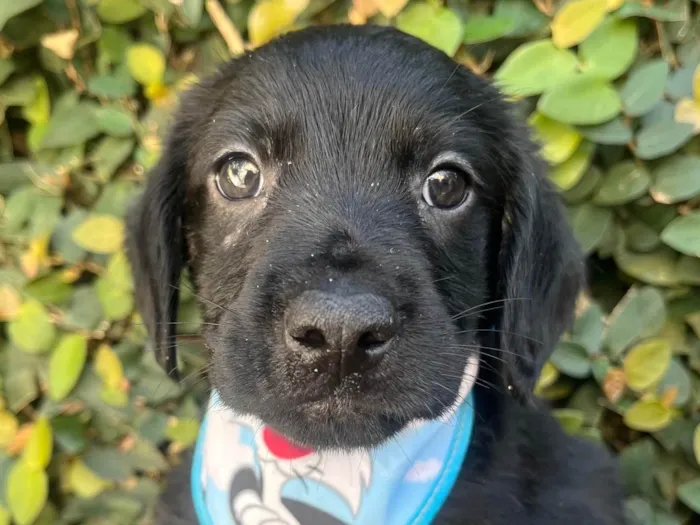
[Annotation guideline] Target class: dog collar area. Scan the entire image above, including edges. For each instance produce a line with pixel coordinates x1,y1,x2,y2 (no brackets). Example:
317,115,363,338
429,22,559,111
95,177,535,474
191,390,475,525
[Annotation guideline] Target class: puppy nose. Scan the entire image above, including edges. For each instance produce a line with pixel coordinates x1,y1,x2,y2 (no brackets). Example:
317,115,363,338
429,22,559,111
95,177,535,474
284,290,397,375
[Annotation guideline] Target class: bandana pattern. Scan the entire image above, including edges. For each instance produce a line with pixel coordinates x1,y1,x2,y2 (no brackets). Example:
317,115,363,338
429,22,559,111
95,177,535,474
191,388,475,525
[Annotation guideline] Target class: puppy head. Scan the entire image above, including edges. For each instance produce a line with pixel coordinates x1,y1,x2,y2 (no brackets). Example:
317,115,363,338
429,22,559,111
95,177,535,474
126,25,584,449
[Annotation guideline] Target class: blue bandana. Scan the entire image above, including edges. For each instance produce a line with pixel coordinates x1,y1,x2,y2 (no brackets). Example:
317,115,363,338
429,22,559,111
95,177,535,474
191,368,476,525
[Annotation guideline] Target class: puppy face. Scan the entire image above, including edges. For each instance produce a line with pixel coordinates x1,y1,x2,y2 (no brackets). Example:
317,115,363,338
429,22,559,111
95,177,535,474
126,25,584,450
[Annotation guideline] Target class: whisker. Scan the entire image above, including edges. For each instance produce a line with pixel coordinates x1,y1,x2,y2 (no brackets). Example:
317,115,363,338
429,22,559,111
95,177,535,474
455,328,543,346
451,297,532,320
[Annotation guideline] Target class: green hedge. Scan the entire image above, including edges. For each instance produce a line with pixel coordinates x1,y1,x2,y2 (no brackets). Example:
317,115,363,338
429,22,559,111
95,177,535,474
1,0,699,523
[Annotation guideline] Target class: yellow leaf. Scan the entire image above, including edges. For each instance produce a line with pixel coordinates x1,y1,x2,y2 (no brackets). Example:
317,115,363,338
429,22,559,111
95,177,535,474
94,344,125,390
248,0,309,47
693,65,700,101
0,285,21,321
551,0,610,49
21,77,50,126
126,44,166,86
624,399,673,432
528,112,582,165
22,416,52,470
68,460,111,499
0,411,19,449
549,141,594,190
0,505,9,525
48,334,88,401
606,0,623,9
40,29,80,60
623,338,672,391
675,97,700,133
145,81,174,106
535,361,559,393
374,0,408,18
693,424,700,465
72,214,125,254
349,0,378,24
20,234,51,278
7,460,48,525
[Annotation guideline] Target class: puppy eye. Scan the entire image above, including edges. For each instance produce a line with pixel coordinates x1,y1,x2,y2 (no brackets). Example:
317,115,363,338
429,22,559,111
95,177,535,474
422,169,470,209
215,156,263,200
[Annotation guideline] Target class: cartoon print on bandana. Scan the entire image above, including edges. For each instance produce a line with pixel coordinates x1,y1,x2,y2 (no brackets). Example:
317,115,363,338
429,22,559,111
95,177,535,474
192,355,478,525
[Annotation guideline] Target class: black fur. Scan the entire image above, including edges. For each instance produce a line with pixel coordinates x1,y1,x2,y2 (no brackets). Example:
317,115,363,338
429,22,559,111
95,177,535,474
126,24,624,524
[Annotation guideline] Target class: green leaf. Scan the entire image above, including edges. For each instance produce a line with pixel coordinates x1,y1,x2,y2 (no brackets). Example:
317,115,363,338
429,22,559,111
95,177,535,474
97,0,148,23
650,155,700,204
677,478,700,514
179,0,204,27
614,244,679,287
40,94,101,150
8,299,56,354
621,60,670,117
579,117,633,145
0,0,42,31
571,303,605,355
48,334,88,401
568,203,613,254
660,213,700,257
87,71,138,100
462,15,513,44
83,447,133,482
624,400,673,432
125,438,168,471
678,255,700,285
22,416,52,470
550,342,591,378
623,339,671,391
61,286,104,332
549,141,595,190
494,39,579,97
126,44,166,86
552,408,585,435
635,121,694,160
165,418,200,447
0,58,15,86
91,137,135,181
6,461,48,525
538,74,621,125
95,107,134,138
617,0,686,22
579,18,637,80
52,415,87,455
657,358,691,408
605,286,666,357
71,214,125,254
396,3,463,57
592,161,650,206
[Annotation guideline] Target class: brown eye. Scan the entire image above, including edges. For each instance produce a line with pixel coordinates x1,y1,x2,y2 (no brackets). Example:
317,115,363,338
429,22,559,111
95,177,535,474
215,157,263,200
422,169,469,209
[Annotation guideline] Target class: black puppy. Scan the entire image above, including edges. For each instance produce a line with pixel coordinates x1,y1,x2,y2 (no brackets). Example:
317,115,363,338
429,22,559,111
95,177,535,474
126,24,624,525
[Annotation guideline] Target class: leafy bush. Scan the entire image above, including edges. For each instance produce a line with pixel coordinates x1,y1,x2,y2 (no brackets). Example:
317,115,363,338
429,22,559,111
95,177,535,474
0,0,699,523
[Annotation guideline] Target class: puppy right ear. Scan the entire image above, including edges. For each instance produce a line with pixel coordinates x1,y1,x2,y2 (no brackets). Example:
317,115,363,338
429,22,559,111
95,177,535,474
125,129,189,379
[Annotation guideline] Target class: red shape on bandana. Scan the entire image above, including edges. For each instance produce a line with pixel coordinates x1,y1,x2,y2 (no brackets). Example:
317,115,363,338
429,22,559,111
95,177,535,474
262,427,314,460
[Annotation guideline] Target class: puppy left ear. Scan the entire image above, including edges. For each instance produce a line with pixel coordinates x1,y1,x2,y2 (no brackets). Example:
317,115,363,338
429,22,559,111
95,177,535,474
125,126,189,380
495,152,585,404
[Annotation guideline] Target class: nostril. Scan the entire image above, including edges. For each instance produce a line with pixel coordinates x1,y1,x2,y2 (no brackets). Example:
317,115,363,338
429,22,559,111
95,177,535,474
293,328,327,349
357,330,391,352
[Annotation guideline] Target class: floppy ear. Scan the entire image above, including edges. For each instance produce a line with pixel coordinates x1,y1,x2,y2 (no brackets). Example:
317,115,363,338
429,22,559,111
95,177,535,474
495,154,586,404
125,128,189,380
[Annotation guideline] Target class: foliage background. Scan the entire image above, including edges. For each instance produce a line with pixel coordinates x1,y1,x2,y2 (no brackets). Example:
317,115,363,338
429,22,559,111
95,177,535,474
1,0,700,523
